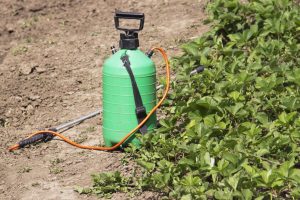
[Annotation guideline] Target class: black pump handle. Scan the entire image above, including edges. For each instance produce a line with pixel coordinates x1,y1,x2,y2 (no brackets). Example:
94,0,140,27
114,10,145,32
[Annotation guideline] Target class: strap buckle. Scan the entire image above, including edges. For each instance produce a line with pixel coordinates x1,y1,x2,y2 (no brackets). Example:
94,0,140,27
135,106,147,119
135,106,148,134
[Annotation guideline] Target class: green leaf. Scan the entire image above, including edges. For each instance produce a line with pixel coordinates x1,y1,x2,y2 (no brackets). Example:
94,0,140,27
228,91,241,101
277,160,294,178
242,163,257,177
74,186,85,194
181,194,192,200
223,152,238,165
136,160,155,171
292,187,300,198
178,158,195,166
228,33,241,43
277,111,297,125
256,149,269,156
287,68,300,86
214,190,233,200
256,112,269,124
181,43,199,56
226,174,239,190
226,103,244,116
186,119,196,129
282,96,300,111
160,119,171,128
241,189,253,200
204,115,216,127
204,152,215,167
290,169,300,183
255,196,265,200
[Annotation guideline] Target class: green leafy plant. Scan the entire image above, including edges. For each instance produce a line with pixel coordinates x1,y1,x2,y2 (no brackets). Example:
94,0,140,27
12,45,28,56
80,0,300,199
49,158,64,174
18,166,32,173
75,171,134,198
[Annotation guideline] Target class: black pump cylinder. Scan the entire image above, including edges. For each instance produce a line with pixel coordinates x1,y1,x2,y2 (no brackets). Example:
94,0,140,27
119,32,139,50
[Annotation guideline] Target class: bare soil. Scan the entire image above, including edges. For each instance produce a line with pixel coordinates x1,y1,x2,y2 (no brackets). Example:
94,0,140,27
0,0,208,199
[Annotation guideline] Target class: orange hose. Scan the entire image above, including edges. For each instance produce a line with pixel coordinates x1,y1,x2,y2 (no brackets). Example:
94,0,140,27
8,47,170,151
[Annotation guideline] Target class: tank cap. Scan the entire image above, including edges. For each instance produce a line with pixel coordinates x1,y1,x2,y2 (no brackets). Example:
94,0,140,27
114,10,145,50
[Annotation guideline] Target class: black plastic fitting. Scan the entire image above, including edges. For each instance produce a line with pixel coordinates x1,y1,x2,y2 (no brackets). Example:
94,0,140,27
18,128,56,148
111,46,117,54
146,49,154,58
190,65,205,75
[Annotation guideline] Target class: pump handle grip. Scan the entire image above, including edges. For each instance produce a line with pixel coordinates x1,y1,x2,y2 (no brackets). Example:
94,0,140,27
114,10,145,32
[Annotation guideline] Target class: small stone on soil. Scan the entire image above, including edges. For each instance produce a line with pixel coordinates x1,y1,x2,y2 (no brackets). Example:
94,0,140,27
5,24,14,34
65,91,75,95
9,66,16,72
19,64,37,75
29,95,40,101
26,104,34,111
36,66,47,73
43,52,49,58
28,4,46,12
14,96,23,102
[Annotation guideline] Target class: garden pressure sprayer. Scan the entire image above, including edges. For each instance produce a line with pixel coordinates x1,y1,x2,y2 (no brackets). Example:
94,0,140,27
8,11,205,152
8,11,171,151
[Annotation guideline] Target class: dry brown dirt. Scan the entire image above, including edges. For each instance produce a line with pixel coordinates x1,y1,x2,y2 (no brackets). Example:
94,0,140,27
0,0,208,199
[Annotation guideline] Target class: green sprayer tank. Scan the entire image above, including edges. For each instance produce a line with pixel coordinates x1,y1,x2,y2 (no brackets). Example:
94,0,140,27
102,11,156,147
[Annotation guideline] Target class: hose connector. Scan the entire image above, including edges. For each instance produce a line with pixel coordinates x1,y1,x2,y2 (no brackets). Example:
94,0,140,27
146,49,154,58
111,46,117,54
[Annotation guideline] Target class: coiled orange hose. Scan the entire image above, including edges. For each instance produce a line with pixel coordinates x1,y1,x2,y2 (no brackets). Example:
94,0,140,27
8,47,170,151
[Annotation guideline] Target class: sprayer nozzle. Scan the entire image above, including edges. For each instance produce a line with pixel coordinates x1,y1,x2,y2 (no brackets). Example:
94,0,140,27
190,66,205,75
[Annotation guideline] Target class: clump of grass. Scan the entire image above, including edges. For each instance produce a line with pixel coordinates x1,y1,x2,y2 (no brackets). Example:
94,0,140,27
18,166,32,173
49,158,64,174
50,167,64,174
86,126,96,133
31,182,40,187
11,45,28,56
50,158,64,165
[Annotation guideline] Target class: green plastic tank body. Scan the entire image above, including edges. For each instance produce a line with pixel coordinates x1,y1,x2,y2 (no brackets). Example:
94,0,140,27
102,49,156,147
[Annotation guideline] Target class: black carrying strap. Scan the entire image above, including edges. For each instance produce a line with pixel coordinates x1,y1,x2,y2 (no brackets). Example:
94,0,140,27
121,54,148,134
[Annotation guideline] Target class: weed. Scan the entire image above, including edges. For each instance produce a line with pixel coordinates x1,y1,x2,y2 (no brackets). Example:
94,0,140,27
50,167,64,174
18,166,32,173
86,126,96,133
25,37,33,43
75,172,133,198
20,16,38,29
50,158,64,165
31,182,40,187
11,46,28,56
49,158,64,174
74,135,88,144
